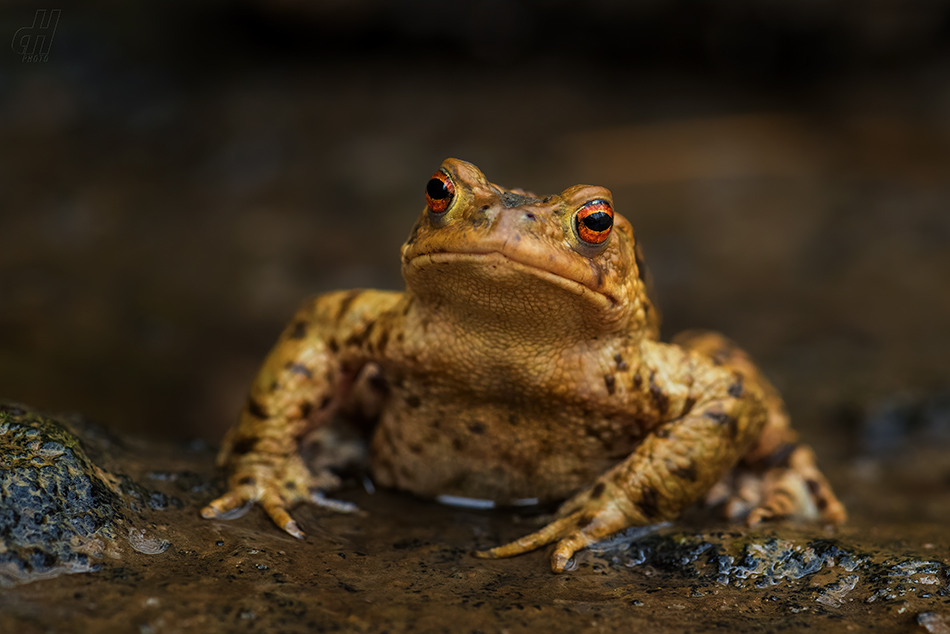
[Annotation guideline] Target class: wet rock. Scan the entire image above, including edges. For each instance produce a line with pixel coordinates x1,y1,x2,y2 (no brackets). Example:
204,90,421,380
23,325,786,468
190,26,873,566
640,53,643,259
588,527,950,610
0,403,126,586
0,402,183,587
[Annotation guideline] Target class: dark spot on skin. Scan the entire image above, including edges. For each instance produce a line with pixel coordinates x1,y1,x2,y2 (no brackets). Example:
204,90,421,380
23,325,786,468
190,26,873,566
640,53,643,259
507,413,519,426
763,443,798,469
468,421,486,435
542,196,553,203
286,363,313,379
711,349,729,366
289,321,308,340
805,479,821,496
362,320,376,342
604,374,616,395
452,438,463,451
402,299,413,316
405,218,422,246
328,338,339,353
299,402,312,419
269,380,279,392
418,315,431,332
408,443,424,455
589,482,606,499
816,495,829,511
318,396,332,410
591,263,605,289
397,465,415,482
575,514,594,530
629,417,647,439
529,439,552,460
396,332,404,343
681,396,697,417
638,487,662,520
345,333,364,348
521,459,541,479
633,373,643,389
405,394,421,409
728,374,744,398
704,410,739,438
633,243,652,289
376,328,390,354
368,372,389,394
335,290,361,321
670,463,698,482
247,397,268,419
237,476,256,486
648,371,670,415
284,481,296,490
230,437,256,456
614,353,628,371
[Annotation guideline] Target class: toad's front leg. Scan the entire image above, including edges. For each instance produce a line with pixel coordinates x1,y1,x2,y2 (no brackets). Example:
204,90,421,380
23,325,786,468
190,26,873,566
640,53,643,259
201,289,404,537
476,363,767,572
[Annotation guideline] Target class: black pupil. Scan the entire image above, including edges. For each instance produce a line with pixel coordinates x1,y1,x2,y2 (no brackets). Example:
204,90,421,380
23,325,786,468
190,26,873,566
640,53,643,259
581,211,611,232
426,178,450,200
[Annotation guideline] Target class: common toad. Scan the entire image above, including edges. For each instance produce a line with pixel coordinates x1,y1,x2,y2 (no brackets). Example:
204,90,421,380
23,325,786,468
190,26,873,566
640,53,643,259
202,158,846,572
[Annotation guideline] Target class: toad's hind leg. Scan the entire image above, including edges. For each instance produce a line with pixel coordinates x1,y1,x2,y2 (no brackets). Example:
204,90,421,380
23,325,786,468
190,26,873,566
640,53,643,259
673,330,846,526
477,342,773,573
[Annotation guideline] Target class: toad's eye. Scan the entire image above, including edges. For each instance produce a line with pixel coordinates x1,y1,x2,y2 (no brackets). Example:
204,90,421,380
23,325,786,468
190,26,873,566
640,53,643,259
575,200,614,245
425,171,456,214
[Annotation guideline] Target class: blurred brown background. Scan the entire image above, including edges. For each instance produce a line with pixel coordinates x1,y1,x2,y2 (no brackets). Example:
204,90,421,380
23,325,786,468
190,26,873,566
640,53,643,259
1,0,949,455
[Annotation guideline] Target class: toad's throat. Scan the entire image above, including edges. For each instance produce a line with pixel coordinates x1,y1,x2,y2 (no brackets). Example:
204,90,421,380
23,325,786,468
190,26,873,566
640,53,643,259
407,251,618,306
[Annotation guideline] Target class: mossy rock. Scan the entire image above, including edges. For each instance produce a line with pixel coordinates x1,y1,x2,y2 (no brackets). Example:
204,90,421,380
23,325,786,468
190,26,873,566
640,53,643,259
0,403,153,586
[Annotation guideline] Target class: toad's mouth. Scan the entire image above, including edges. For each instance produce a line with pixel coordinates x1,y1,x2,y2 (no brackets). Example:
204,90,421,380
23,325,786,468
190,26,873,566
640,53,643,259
405,250,619,308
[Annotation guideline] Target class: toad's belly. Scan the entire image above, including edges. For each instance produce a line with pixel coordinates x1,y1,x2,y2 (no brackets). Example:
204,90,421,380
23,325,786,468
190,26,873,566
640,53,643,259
367,402,638,503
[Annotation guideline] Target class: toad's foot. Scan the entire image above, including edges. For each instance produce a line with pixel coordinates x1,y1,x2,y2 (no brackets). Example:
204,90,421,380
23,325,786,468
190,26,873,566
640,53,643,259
745,445,847,526
474,482,643,573
711,444,847,526
200,453,356,538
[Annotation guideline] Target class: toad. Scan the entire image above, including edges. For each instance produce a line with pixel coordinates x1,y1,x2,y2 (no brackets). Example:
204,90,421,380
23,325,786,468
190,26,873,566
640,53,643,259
201,158,846,572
